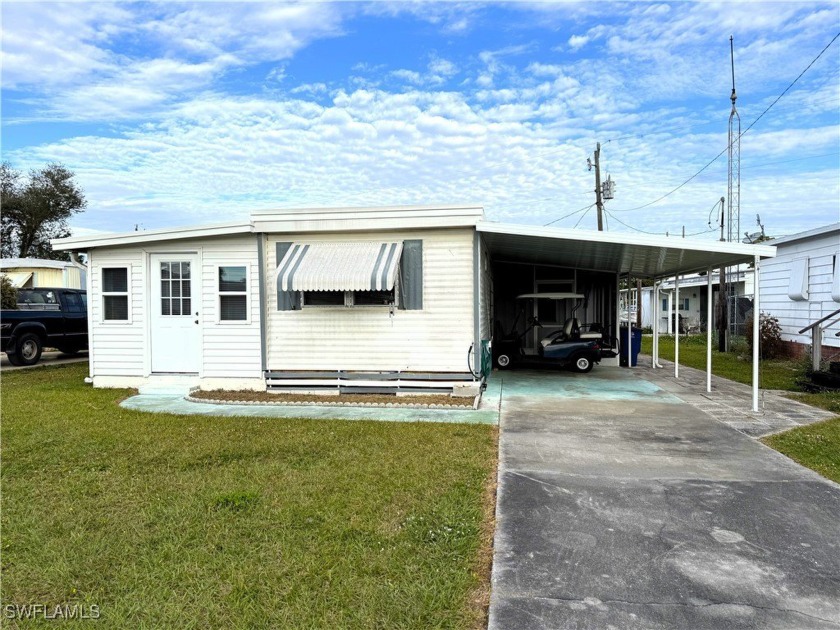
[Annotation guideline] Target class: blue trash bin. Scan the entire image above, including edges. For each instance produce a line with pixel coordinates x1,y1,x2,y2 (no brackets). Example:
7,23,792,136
619,326,642,367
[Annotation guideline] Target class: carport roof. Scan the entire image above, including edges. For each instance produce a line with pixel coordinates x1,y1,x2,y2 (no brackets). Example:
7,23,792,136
476,222,776,278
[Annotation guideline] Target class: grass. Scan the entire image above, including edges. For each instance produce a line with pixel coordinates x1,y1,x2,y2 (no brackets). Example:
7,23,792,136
640,334,805,390
1,364,498,629
762,418,840,485
640,334,840,413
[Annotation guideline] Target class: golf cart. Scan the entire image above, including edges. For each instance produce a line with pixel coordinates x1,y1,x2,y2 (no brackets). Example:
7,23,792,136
493,293,611,373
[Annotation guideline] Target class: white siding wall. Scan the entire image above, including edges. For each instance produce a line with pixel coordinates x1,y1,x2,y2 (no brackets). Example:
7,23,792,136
760,232,840,346
266,228,474,372
89,248,146,377
199,237,262,378
88,236,262,380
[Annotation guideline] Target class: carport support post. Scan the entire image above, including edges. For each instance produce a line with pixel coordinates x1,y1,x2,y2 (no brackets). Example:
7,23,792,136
627,275,633,368
674,274,680,378
706,268,713,393
752,255,760,412
652,280,658,369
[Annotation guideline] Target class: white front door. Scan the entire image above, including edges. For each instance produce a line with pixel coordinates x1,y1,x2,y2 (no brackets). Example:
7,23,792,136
150,254,201,373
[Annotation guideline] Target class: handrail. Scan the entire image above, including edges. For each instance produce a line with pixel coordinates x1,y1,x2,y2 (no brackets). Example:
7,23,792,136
799,307,840,334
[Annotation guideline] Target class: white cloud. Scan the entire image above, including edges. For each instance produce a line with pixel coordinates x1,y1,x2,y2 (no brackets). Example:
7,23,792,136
567,35,589,51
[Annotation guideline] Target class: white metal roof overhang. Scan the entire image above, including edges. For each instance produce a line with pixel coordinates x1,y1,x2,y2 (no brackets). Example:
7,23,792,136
477,222,776,278
276,241,403,291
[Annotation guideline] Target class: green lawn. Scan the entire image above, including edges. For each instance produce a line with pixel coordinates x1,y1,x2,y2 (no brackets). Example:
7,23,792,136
1,364,497,629
640,334,804,391
762,417,840,484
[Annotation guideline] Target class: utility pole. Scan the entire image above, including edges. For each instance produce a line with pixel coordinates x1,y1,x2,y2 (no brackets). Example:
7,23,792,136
594,142,604,231
717,196,727,351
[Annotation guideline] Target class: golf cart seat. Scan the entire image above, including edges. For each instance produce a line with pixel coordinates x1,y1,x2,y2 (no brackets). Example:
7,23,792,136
540,317,579,347
579,322,604,340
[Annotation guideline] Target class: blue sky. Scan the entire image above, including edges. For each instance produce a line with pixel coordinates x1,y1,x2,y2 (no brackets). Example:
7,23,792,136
2,1,838,241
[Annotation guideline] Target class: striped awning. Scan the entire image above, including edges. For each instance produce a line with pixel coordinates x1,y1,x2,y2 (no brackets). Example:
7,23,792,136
276,242,403,292
2,271,33,288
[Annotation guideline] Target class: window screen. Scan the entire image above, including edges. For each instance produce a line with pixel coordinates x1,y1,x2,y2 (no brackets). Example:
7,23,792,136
353,290,395,306
303,291,344,306
218,266,247,321
102,268,129,321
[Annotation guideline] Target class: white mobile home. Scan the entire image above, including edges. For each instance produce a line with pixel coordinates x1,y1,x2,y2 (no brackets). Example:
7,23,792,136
53,205,775,396
759,223,840,359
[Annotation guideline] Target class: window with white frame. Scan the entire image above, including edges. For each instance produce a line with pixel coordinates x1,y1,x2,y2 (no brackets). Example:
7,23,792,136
218,266,248,321
662,298,668,311
679,298,690,311
102,267,129,321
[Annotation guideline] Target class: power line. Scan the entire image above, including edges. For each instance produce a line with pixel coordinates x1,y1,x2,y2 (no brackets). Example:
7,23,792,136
573,205,593,229
607,32,840,214
544,203,594,227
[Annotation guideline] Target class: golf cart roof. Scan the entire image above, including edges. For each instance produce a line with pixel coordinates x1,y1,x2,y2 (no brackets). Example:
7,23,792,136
516,293,584,300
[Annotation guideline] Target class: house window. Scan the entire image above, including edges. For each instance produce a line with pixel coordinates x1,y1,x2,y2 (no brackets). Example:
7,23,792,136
679,298,690,311
303,291,345,307
218,266,248,321
102,268,129,321
662,298,668,311
353,289,395,306
301,289,396,307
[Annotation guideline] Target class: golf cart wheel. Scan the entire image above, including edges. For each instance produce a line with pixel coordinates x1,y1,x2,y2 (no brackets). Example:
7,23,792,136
573,355,593,373
496,354,512,369
14,333,43,366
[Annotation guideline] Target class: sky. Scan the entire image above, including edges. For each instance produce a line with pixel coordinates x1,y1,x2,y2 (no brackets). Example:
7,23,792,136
2,1,839,242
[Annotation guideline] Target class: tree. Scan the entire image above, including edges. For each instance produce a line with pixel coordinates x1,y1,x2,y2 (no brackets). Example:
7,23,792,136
1,162,86,260
1,275,17,309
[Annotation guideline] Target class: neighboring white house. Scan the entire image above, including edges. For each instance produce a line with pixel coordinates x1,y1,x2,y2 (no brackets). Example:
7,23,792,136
52,205,775,393
759,223,840,358
637,267,754,333
0,257,87,289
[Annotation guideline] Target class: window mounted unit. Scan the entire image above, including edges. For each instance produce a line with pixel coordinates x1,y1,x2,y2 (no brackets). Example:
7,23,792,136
218,265,248,321
102,267,129,321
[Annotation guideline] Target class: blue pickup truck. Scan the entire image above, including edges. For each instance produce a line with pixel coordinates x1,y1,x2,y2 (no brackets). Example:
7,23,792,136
1,288,88,366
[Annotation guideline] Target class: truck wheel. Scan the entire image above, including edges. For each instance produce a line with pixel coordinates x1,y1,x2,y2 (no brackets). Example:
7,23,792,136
496,354,512,369
14,333,43,366
573,355,593,373
6,351,23,366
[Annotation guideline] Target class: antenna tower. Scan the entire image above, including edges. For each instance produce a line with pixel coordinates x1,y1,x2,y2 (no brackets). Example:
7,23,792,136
727,36,741,243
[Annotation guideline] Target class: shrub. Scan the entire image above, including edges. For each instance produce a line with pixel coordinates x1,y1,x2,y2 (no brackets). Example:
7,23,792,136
1,276,18,309
745,312,784,360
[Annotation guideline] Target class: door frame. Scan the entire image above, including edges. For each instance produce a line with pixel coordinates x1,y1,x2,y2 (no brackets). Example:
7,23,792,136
143,248,203,376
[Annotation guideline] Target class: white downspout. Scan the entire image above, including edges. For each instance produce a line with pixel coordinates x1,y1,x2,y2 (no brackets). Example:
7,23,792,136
674,274,680,379
752,256,760,412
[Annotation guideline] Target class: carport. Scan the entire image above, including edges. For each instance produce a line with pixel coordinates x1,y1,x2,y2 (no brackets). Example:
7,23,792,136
475,223,777,411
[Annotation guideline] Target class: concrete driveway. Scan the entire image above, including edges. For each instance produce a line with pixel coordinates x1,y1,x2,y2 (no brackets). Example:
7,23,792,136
0,350,88,371
489,368,840,629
